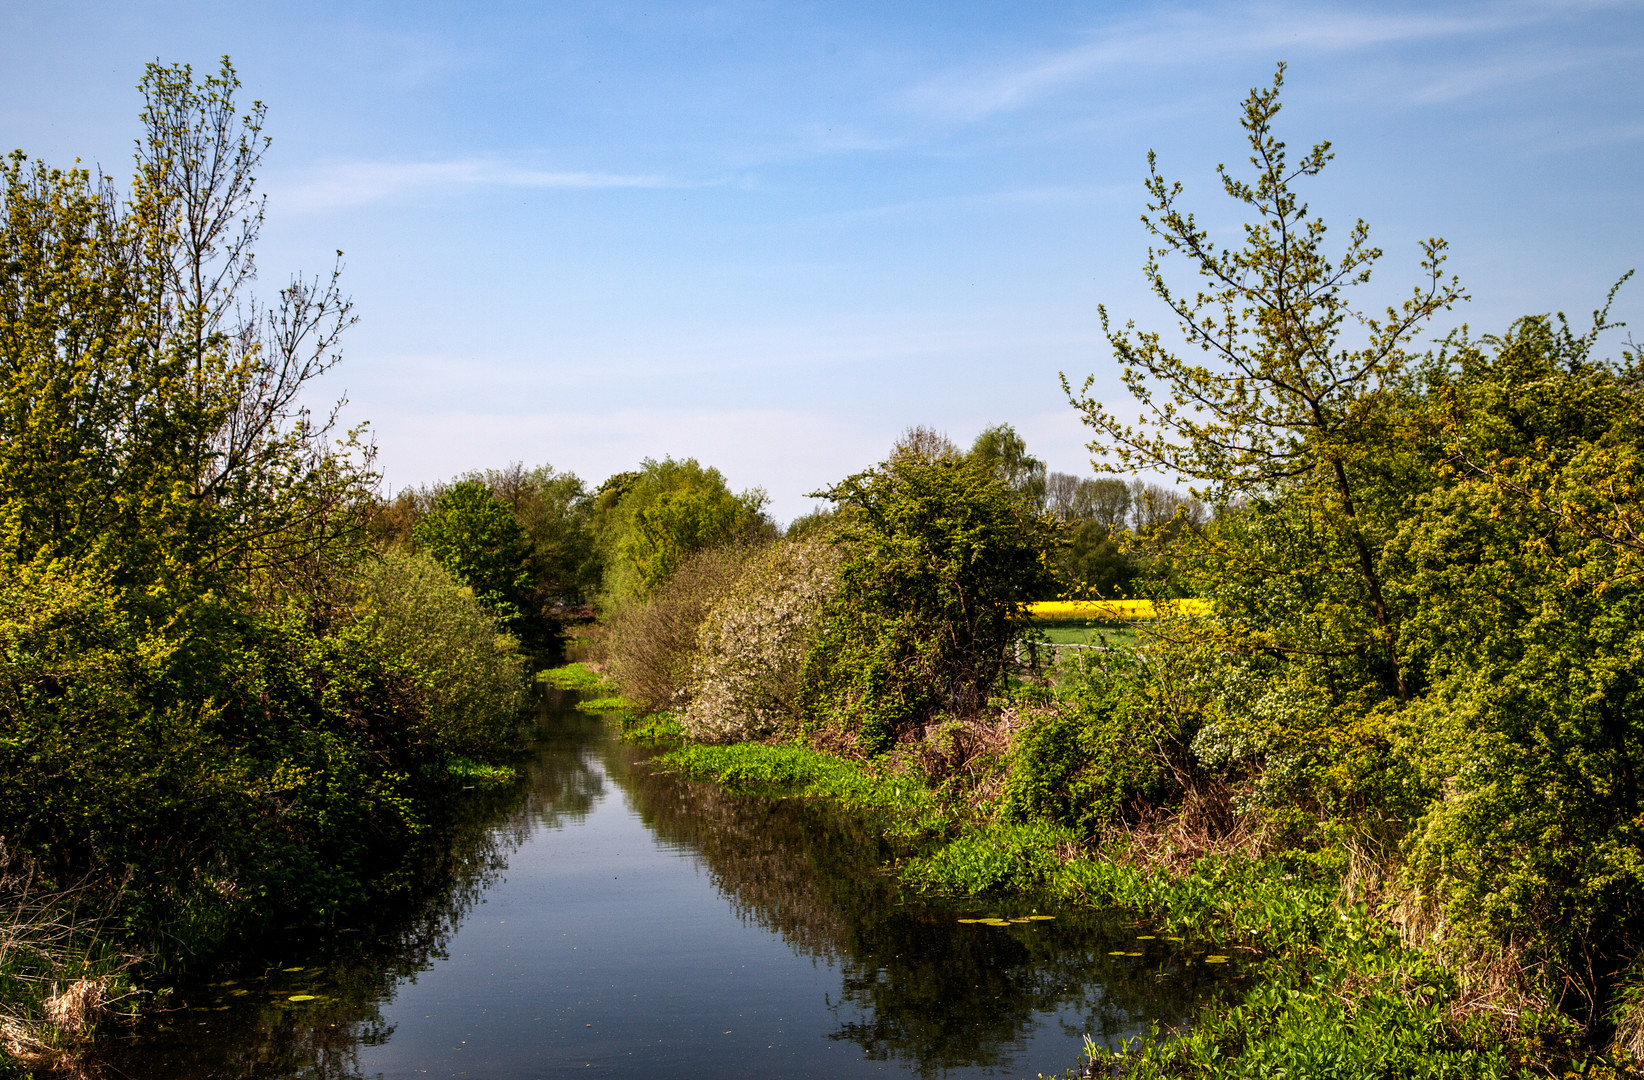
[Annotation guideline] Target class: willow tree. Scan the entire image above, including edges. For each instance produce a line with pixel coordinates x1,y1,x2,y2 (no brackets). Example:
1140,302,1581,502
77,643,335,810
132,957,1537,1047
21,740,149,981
1064,64,1464,700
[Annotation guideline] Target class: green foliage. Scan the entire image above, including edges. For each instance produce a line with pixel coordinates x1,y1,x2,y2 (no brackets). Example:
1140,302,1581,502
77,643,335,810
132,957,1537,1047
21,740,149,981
900,820,1074,896
1386,311,1644,1014
618,713,685,743
444,757,517,790
470,462,604,610
783,505,838,541
1065,62,1463,701
538,662,612,691
999,688,1177,836
576,695,636,714
968,422,1047,509
1050,61,1644,1038
357,548,526,757
0,59,526,1038
1058,518,1138,596
661,742,945,839
802,452,1060,753
413,480,537,636
599,457,770,604
0,552,457,950
0,60,365,600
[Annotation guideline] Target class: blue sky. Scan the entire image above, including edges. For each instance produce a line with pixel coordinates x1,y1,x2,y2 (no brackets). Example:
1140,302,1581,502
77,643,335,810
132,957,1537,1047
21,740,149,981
4,1,1642,522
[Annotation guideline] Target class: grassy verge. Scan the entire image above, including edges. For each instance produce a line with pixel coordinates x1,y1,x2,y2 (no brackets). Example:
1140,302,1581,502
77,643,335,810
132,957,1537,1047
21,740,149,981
537,661,612,691
445,757,517,789
659,743,947,841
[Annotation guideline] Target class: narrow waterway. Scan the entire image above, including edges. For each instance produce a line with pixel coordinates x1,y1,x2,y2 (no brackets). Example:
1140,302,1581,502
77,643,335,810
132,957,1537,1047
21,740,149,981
107,689,1229,1079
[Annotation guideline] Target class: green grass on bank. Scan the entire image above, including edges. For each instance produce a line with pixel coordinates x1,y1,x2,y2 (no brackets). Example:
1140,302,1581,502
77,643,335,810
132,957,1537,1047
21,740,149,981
659,743,946,841
445,757,517,790
574,695,636,714
538,662,613,691
619,714,685,743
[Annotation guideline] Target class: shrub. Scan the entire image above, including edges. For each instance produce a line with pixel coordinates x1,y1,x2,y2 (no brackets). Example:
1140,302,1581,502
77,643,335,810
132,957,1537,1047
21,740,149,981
358,548,526,757
600,545,756,714
682,539,840,743
801,453,1059,754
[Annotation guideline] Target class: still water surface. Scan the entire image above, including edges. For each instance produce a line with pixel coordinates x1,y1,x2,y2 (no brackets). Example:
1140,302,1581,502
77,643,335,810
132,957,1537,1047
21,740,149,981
110,690,1226,1078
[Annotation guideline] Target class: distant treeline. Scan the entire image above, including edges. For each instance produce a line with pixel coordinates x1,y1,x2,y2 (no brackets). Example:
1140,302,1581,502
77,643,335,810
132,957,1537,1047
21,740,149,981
370,423,1207,663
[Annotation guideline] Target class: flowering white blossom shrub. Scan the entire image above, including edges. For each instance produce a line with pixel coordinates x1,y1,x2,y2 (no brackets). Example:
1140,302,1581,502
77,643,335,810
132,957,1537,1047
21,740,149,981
682,539,840,743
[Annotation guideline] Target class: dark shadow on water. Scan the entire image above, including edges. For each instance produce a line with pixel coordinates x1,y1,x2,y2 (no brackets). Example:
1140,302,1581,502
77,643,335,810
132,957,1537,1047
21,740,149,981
95,690,1230,1079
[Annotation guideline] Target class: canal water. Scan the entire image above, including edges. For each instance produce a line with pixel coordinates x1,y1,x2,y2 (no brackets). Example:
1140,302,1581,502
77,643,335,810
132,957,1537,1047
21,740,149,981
105,689,1228,1079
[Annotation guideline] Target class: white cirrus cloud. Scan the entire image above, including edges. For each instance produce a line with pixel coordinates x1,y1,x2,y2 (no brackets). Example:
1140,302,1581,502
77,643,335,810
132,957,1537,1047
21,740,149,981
905,1,1636,121
273,158,668,212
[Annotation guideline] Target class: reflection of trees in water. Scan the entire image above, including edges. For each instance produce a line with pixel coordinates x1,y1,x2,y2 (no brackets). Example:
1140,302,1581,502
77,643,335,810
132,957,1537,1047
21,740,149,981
100,690,604,1080
607,748,1226,1078
102,695,1227,1080
605,740,891,961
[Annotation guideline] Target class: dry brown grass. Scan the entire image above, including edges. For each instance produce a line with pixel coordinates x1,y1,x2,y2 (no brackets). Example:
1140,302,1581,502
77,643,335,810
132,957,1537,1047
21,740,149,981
1613,996,1644,1059
0,849,139,1071
43,978,103,1037
1079,778,1263,877
0,1015,53,1062
901,709,1029,805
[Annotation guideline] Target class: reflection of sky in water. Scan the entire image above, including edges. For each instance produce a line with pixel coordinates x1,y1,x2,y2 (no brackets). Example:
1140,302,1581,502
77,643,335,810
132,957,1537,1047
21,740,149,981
108,695,1228,1079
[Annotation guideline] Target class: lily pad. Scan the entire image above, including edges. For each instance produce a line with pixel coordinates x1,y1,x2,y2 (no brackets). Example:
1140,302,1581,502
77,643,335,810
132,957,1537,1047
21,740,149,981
287,994,319,1002
1026,915,1055,921
1205,955,1229,964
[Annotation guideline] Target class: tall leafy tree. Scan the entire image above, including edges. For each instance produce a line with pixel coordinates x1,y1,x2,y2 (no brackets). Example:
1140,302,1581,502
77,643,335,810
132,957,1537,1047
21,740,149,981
600,457,770,603
968,423,1047,509
413,480,536,631
1064,63,1464,700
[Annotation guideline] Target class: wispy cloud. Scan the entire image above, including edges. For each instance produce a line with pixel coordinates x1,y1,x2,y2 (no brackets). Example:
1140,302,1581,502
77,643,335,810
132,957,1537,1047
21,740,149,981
905,1,1638,121
1405,41,1644,103
275,159,667,212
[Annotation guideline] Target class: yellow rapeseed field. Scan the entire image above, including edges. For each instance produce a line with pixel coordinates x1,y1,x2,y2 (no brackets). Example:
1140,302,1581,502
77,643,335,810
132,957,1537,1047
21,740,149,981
1028,599,1212,620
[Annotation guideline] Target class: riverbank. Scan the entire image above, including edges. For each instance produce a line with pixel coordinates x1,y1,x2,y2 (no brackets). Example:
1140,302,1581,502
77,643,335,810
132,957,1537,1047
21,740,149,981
548,652,1636,1080
663,740,1603,1079
0,731,527,1078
